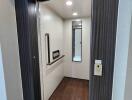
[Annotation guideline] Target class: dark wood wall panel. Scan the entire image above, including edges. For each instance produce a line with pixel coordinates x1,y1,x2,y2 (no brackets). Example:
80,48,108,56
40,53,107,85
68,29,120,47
15,0,41,100
90,0,119,100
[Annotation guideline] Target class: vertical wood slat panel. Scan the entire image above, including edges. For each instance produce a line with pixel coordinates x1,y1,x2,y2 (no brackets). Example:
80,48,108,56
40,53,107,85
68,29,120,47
15,0,41,100
90,0,119,100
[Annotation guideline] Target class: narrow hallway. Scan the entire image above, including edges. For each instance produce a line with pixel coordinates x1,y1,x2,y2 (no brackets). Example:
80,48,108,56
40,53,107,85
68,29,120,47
38,1,91,100
1,0,131,100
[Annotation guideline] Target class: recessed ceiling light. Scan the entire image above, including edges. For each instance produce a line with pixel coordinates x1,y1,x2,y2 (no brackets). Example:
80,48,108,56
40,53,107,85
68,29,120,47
79,23,82,26
66,1,73,6
72,12,78,16
76,19,81,21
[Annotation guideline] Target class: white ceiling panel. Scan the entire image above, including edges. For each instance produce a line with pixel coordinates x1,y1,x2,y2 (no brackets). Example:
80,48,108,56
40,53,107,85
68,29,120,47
40,0,91,19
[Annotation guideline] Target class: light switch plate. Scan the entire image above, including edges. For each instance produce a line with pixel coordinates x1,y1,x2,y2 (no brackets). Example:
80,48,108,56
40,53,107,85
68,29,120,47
94,60,102,76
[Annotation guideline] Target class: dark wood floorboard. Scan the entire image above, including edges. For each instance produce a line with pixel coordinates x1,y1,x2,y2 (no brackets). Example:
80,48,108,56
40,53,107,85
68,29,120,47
49,77,89,100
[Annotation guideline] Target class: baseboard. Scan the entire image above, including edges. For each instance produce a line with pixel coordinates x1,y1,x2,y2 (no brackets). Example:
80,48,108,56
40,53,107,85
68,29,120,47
64,76,89,81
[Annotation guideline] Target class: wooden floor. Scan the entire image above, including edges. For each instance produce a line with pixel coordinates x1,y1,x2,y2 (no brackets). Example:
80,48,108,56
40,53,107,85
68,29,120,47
49,77,89,100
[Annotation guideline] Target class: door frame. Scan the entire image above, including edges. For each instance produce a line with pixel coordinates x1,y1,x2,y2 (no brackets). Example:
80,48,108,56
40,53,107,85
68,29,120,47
14,0,119,100
89,0,119,100
15,0,42,100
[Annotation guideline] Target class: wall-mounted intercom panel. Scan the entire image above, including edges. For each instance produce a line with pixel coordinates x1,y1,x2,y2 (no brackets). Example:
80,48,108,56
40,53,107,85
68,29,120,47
94,60,103,76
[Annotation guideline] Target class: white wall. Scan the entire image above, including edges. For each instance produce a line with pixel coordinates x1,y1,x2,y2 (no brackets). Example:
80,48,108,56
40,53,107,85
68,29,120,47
0,0,23,100
124,14,132,100
0,45,7,100
39,5,64,100
112,0,132,100
63,18,91,80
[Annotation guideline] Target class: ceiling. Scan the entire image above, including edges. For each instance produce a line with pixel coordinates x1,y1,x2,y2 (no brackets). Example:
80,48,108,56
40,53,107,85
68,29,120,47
40,0,91,19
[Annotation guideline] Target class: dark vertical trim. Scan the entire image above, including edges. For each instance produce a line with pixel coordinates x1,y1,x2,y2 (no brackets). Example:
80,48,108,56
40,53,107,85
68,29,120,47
72,28,75,60
45,33,51,64
14,0,41,100
90,0,119,100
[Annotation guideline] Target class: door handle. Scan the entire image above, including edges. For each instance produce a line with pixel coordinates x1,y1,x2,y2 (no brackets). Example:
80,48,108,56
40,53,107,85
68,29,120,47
33,56,36,59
